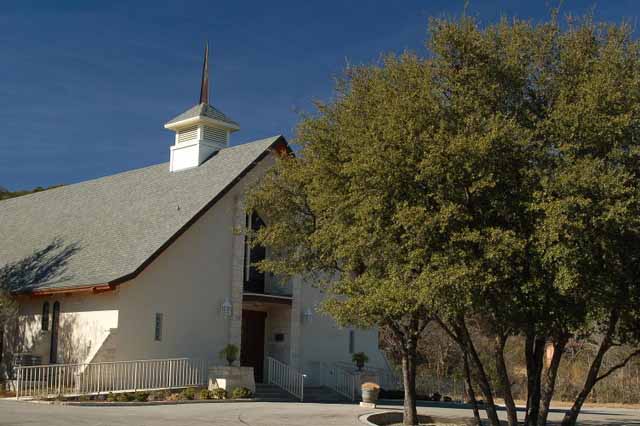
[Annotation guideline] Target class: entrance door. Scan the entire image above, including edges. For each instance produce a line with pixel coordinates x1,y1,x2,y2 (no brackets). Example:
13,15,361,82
240,310,266,383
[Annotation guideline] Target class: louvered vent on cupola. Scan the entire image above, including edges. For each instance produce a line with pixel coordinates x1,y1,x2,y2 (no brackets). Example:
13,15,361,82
202,125,228,146
177,126,198,143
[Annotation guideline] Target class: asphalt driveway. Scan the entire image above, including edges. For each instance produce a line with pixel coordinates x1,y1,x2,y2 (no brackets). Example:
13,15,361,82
0,400,638,426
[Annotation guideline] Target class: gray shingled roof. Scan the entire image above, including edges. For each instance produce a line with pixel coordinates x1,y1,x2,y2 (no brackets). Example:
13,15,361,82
0,136,282,293
166,103,239,128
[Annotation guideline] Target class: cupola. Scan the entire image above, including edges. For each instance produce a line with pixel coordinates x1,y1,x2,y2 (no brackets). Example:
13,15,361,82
165,43,240,172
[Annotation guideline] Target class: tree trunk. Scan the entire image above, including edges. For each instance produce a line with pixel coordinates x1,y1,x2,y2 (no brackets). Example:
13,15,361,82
463,352,482,426
401,345,418,426
538,336,568,426
495,335,518,426
561,311,619,426
458,319,502,426
524,333,545,426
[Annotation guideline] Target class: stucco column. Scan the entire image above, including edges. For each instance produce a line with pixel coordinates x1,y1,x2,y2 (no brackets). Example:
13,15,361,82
289,276,302,369
229,196,245,355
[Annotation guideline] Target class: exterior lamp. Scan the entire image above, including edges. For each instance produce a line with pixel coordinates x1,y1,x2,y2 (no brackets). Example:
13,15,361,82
221,298,233,319
303,308,313,324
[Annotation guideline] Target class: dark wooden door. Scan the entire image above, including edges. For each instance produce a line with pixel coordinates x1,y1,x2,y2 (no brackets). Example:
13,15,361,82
240,310,267,382
50,301,60,364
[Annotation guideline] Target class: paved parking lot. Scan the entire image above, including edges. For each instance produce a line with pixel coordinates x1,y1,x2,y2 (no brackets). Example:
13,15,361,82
1,399,639,426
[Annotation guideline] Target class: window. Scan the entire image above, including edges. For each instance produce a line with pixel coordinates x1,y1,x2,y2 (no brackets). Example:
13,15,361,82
50,302,60,364
154,313,163,341
349,330,355,354
41,302,50,331
243,212,266,293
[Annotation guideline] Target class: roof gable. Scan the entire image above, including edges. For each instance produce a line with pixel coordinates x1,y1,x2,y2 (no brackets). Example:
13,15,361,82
0,135,284,294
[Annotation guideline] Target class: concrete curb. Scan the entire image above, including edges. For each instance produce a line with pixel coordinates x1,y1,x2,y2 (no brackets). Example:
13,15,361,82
62,398,256,407
8,398,256,407
358,410,475,426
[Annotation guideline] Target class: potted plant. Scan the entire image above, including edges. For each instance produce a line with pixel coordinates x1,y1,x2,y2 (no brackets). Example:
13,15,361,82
361,382,380,404
219,344,239,366
352,352,369,371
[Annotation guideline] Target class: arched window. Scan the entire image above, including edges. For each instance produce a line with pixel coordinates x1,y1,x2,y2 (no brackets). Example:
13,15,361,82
41,302,50,331
50,301,60,364
243,213,266,293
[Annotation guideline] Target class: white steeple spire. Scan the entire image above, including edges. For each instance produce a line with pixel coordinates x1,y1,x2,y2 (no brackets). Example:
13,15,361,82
164,43,240,172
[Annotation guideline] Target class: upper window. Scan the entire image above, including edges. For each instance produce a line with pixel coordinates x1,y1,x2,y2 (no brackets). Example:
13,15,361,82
41,302,50,331
244,213,266,293
349,330,355,354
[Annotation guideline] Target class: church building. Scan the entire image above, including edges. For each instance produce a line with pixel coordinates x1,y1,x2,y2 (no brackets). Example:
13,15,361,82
0,46,390,395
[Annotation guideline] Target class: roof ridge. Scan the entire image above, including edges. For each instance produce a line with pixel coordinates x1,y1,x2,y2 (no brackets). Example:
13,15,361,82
0,136,282,206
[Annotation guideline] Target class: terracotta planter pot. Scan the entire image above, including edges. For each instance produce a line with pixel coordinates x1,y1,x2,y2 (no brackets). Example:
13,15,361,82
362,388,379,403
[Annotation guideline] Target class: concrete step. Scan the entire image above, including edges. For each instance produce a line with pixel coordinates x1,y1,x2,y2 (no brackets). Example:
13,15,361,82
254,384,298,402
255,384,352,403
302,386,352,403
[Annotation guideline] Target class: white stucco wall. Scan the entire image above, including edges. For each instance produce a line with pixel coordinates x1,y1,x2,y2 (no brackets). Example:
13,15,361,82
295,280,389,385
13,292,118,364
111,153,277,365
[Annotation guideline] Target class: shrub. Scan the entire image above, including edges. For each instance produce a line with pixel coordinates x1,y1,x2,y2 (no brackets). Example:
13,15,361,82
432,392,442,402
211,388,227,400
134,391,150,402
107,392,117,402
231,387,252,399
116,392,135,402
219,344,239,366
361,382,380,391
199,389,212,400
78,394,90,402
148,389,170,401
352,352,369,371
166,392,181,401
180,387,196,400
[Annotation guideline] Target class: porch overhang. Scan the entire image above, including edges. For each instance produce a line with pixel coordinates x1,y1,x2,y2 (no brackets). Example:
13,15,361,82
242,292,292,306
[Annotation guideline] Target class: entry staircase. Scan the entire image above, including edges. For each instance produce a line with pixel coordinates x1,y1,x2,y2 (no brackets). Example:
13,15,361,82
265,356,400,403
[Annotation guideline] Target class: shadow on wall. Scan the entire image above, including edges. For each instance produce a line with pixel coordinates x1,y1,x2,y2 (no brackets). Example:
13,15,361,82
1,238,81,379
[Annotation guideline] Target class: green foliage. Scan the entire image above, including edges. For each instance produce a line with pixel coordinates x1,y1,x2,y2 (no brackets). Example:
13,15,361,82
148,389,170,401
0,184,62,201
199,388,212,400
230,387,252,399
179,387,196,400
245,9,640,426
133,391,150,402
352,352,369,370
211,388,227,400
106,392,116,402
115,392,135,402
219,344,239,366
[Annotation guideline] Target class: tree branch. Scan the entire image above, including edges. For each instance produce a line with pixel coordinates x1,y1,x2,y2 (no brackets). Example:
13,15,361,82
595,348,640,383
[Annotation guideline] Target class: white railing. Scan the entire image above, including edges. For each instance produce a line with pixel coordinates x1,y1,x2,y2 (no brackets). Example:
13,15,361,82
15,358,208,399
267,356,304,401
320,363,356,401
332,361,402,390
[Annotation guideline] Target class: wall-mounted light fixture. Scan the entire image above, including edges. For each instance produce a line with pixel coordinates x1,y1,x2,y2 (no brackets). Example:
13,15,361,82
221,298,233,319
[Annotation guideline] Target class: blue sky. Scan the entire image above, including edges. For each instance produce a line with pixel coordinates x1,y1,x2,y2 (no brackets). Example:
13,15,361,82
1,1,637,190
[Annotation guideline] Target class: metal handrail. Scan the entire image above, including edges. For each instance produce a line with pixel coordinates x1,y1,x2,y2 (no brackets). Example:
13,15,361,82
266,356,304,401
320,362,356,401
15,358,208,399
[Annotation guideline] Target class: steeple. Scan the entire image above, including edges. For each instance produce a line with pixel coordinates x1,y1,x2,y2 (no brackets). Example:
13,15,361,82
199,42,209,104
164,43,240,172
